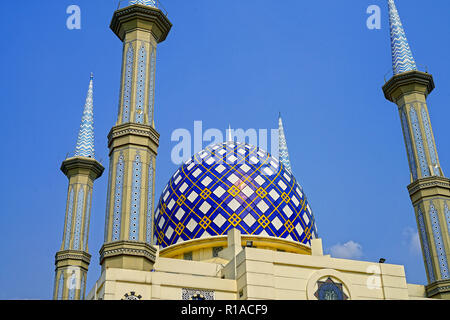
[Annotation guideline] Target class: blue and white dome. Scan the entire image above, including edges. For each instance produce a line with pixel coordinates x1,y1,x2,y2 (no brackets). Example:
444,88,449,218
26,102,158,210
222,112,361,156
154,142,318,248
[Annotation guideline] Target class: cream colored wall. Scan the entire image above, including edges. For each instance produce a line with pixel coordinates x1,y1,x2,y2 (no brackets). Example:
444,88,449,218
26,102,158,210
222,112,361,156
235,248,414,300
88,235,428,300
407,284,429,300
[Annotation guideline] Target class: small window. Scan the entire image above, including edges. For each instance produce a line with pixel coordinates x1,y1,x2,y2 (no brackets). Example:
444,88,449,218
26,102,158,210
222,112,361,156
183,252,193,261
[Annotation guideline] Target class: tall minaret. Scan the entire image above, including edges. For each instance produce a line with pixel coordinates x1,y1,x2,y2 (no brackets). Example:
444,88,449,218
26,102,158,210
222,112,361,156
53,74,104,300
100,1,172,271
382,0,450,299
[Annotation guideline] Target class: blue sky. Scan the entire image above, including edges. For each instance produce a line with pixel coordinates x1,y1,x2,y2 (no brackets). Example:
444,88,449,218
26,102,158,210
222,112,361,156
1,0,449,299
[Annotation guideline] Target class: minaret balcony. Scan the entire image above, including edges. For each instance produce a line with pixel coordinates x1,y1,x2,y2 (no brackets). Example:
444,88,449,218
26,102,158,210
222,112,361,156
111,1,172,43
382,70,435,103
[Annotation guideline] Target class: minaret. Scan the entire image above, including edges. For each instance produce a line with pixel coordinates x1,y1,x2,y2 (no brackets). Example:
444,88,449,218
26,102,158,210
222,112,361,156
100,1,172,271
53,74,104,300
382,0,450,299
278,113,292,173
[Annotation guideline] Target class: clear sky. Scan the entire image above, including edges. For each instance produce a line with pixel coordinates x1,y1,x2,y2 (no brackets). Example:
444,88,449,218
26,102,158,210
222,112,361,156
0,0,449,299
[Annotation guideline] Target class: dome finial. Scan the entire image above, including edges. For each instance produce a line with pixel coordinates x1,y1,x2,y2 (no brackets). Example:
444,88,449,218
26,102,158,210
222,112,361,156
227,124,233,142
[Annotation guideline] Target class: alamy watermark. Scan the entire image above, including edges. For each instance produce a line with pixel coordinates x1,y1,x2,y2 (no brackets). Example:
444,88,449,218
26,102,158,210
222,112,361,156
170,121,280,174
366,265,382,290
67,5,81,30
366,5,381,30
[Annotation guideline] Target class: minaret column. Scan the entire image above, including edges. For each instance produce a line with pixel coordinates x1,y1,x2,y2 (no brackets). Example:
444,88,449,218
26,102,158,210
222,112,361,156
384,72,443,181
53,75,104,300
100,3,172,272
54,158,103,300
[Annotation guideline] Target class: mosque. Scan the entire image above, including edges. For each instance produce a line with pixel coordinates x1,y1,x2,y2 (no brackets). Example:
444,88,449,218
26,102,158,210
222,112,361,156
52,0,450,300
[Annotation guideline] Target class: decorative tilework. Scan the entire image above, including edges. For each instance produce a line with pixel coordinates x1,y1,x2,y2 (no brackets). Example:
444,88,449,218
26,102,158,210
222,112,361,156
445,202,450,239
409,106,429,178
122,44,134,123
80,274,86,300
129,152,143,241
417,206,435,283
52,272,58,299
146,157,154,244
278,115,292,173
421,105,440,176
83,189,91,251
64,188,75,250
148,48,156,124
73,186,85,250
57,273,64,300
154,142,317,248
122,292,142,300
74,75,95,158
401,109,418,180
135,43,147,124
314,277,348,300
130,0,156,7
388,0,417,75
182,288,214,300
104,161,113,242
68,272,76,300
112,153,125,241
429,202,450,279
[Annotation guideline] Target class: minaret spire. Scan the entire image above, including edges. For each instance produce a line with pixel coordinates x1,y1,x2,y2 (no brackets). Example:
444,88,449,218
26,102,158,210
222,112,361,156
388,0,417,75
278,113,292,173
74,74,95,158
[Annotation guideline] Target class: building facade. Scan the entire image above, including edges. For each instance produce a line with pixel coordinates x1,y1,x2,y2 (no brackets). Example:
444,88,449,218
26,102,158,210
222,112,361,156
53,0,450,300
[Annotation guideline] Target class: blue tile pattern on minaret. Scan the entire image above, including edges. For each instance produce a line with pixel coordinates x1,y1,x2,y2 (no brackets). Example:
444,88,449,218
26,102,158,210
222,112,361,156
278,114,292,173
130,0,156,7
154,142,318,248
74,74,95,158
388,0,417,75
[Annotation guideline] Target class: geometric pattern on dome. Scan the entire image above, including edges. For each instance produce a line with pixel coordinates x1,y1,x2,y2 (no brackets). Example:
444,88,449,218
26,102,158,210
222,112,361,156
154,142,318,248
74,74,95,158
388,0,417,75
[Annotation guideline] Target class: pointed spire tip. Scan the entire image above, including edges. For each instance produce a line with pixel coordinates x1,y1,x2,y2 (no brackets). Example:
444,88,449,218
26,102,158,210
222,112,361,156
388,0,417,75
74,75,95,158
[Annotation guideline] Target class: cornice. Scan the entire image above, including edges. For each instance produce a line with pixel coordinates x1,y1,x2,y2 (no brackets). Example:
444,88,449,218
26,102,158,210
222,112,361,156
382,70,435,102
110,4,172,43
108,123,160,147
55,250,91,265
407,176,450,196
99,240,157,264
426,279,450,298
60,156,105,180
